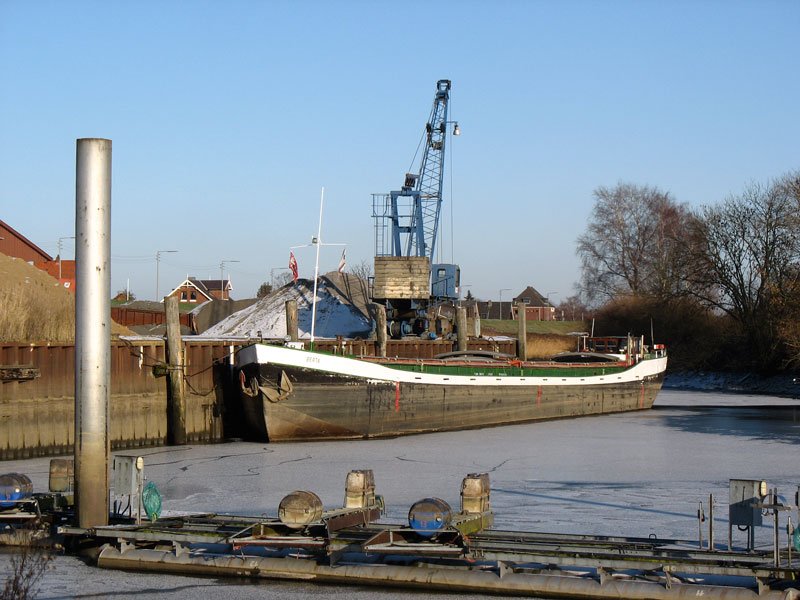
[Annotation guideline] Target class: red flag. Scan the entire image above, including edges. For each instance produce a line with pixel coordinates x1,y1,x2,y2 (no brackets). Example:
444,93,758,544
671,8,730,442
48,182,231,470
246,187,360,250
289,251,298,282
338,248,346,274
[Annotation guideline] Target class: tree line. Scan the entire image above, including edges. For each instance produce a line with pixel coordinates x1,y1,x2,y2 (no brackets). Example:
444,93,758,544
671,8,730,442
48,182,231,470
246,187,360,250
572,171,800,373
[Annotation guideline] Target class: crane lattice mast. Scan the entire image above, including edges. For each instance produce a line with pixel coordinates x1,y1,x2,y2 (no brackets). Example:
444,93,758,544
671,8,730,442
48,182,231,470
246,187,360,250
373,79,453,261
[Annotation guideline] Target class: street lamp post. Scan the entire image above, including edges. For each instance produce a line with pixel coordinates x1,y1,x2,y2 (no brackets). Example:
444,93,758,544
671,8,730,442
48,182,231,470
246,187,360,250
58,236,75,279
499,288,511,320
219,260,240,300
155,249,178,301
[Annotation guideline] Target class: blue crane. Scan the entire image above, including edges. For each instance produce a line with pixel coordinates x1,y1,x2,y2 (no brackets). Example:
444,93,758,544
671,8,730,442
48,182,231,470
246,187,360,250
372,80,461,337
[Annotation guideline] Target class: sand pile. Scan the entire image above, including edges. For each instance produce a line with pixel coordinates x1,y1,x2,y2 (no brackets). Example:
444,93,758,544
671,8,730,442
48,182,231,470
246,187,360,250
204,274,373,339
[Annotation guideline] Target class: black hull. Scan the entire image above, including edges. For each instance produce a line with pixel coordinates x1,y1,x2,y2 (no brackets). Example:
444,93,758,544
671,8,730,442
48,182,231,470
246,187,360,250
239,362,665,442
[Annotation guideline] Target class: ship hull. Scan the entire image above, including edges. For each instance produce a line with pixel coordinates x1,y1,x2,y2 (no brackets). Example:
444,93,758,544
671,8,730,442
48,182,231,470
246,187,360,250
237,344,667,442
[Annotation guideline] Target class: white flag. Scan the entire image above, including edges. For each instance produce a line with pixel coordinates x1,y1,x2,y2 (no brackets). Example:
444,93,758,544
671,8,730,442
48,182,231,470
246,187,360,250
338,248,346,274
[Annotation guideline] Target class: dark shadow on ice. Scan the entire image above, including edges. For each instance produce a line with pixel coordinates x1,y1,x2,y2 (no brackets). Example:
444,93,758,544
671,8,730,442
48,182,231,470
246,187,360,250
650,406,800,444
494,486,708,523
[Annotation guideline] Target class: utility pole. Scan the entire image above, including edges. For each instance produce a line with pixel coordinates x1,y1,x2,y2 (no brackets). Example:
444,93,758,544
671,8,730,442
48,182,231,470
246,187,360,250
219,260,239,300
58,236,75,279
155,249,178,301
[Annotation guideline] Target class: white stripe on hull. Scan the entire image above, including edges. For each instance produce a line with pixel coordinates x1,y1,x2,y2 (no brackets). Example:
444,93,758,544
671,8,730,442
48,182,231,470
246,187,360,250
237,343,667,387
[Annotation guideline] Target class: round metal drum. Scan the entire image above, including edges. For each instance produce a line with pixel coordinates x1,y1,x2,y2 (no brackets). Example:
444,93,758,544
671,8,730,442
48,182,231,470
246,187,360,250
0,473,33,508
408,497,452,537
278,490,323,529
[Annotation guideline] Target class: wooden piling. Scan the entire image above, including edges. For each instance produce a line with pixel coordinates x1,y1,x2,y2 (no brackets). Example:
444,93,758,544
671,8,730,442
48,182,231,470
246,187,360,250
285,300,298,342
375,304,387,358
165,295,186,445
517,303,527,360
456,307,468,352
472,303,481,338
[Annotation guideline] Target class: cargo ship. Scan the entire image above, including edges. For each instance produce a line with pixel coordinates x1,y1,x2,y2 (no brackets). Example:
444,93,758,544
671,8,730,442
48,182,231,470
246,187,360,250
235,337,668,442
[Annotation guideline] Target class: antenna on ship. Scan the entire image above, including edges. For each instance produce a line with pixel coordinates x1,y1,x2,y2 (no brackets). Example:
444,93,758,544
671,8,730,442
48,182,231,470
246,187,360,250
291,187,345,348
310,188,324,346
650,318,655,350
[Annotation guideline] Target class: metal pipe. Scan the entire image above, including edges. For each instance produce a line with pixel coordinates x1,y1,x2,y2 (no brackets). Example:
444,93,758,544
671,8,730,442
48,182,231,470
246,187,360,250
709,493,714,551
697,501,704,549
774,488,780,567
74,138,112,528
98,546,800,600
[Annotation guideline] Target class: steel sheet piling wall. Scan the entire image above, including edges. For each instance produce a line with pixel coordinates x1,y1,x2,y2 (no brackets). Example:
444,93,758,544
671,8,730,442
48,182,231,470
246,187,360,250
74,138,112,528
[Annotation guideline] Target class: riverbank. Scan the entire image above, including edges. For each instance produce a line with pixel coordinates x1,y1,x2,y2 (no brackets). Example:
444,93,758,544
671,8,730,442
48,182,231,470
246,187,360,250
664,370,798,398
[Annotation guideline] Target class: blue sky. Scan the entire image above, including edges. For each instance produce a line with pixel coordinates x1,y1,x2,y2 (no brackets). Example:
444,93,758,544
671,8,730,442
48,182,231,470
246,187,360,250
2,1,798,303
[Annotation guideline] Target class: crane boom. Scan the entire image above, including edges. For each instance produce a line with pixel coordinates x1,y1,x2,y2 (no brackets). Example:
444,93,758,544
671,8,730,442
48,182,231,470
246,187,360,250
407,79,451,259
374,79,453,261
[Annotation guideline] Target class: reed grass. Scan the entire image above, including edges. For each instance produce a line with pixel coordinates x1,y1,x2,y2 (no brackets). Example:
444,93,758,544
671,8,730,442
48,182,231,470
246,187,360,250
526,333,577,359
0,255,75,342
482,319,586,336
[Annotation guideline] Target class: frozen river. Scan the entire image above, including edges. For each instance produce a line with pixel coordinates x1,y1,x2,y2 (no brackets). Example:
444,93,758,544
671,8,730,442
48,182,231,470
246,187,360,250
2,389,799,599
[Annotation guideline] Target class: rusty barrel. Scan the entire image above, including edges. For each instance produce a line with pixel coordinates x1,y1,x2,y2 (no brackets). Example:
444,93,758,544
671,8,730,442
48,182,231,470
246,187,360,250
278,490,323,529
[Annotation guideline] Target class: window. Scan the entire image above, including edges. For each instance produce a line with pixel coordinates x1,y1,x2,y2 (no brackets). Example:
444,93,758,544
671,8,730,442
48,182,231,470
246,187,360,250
180,291,187,301
190,292,197,302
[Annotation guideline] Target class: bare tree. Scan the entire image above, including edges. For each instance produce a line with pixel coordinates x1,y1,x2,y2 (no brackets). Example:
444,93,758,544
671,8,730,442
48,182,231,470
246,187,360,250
1,528,52,600
272,271,293,289
348,259,373,282
684,173,800,367
556,294,589,322
577,183,690,303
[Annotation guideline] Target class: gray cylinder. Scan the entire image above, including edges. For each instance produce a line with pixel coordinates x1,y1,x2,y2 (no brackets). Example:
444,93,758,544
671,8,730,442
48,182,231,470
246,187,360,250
74,137,112,528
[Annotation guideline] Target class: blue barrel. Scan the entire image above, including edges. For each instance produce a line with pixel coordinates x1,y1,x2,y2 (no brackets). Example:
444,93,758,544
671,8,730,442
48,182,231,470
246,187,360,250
408,497,452,537
0,473,33,508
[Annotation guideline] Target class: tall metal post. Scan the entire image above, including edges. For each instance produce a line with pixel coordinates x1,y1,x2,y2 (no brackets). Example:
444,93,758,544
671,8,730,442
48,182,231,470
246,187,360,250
74,138,112,528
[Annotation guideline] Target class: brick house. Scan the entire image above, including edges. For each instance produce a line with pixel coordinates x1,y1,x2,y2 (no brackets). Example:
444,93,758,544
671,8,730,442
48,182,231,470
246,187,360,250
166,277,232,304
512,286,556,321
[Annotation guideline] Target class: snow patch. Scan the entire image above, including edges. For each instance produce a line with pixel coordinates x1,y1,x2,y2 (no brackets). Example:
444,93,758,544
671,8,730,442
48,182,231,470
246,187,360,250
204,277,373,339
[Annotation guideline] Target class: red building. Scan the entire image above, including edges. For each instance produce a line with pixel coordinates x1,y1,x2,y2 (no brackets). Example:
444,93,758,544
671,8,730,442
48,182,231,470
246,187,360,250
0,219,75,292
